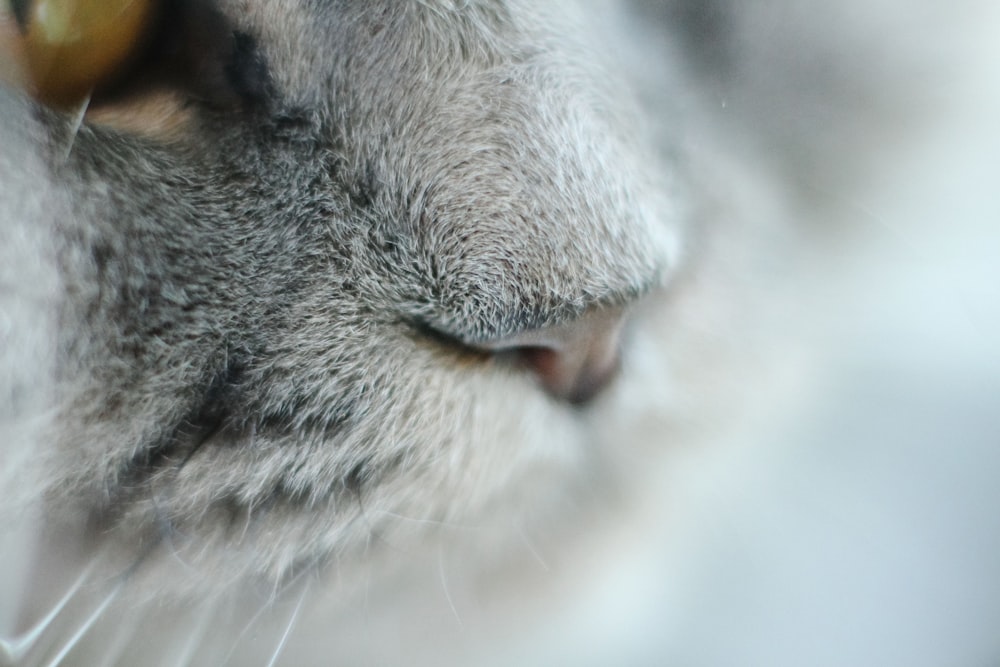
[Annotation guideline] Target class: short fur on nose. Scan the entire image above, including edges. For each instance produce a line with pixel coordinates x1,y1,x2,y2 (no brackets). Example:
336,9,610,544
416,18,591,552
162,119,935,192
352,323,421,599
482,307,627,405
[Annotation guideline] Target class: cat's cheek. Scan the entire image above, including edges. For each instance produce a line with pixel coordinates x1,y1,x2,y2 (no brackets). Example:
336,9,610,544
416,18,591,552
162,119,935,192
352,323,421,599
78,357,590,595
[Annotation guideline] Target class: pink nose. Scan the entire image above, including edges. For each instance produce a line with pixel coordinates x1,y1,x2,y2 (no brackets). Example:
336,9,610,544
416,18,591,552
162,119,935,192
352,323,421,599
481,307,627,404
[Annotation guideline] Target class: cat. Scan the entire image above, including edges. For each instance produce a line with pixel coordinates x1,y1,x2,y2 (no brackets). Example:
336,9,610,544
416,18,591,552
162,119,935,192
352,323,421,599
0,3,701,662
3,1,999,665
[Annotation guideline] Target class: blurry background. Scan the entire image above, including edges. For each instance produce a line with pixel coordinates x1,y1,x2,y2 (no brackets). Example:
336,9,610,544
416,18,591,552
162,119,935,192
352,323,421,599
539,1,1000,664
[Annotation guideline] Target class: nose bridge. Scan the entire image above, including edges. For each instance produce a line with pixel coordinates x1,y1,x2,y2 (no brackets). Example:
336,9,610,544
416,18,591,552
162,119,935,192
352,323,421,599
388,51,675,391
409,76,675,338
412,62,674,245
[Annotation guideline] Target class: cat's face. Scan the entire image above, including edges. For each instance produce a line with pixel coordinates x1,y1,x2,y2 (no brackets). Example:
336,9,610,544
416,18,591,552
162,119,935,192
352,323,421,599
1,0,680,594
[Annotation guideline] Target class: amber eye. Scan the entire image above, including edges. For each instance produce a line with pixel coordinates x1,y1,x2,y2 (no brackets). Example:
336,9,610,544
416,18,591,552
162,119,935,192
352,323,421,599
8,0,155,107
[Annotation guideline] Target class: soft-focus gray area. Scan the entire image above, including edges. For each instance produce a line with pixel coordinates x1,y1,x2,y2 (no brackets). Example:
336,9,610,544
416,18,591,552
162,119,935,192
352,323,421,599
523,2,1000,663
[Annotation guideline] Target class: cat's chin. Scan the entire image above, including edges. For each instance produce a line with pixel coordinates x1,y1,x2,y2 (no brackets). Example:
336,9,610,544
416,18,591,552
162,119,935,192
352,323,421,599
30,344,629,603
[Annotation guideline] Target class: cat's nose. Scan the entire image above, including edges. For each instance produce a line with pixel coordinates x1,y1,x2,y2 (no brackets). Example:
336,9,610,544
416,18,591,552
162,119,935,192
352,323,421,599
484,307,627,405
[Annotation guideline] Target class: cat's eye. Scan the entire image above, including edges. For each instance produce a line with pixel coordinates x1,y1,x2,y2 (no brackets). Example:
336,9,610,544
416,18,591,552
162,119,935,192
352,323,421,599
3,0,269,116
7,0,157,107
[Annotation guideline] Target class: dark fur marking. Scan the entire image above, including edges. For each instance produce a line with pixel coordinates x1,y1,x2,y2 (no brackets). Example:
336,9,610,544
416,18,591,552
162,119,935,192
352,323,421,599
225,31,273,107
110,348,250,506
348,162,380,210
9,0,29,32
343,458,372,495
92,0,274,111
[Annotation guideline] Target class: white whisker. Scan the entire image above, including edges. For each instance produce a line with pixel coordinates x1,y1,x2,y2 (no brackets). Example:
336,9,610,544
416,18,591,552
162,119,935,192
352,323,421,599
61,94,91,163
90,607,139,667
437,550,462,629
151,494,196,573
43,580,123,667
220,568,313,666
265,587,308,667
172,600,218,667
369,509,475,531
0,561,96,663
514,520,550,572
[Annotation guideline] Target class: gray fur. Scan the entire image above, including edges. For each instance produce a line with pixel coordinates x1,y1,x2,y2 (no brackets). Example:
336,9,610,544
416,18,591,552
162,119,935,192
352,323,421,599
1,0,681,594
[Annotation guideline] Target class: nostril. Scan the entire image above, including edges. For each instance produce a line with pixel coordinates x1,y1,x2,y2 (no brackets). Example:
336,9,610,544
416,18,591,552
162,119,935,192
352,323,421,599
481,306,628,405
516,343,622,405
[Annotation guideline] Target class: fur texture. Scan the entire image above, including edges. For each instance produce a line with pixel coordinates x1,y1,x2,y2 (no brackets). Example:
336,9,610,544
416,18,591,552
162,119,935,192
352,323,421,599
3,0,683,591
3,1,998,665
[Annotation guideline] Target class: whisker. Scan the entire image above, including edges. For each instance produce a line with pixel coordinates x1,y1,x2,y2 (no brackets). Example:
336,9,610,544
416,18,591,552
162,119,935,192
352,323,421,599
172,600,218,667
265,587,308,667
219,566,314,666
61,93,91,163
368,509,476,531
90,606,139,667
350,487,403,556
437,549,463,629
42,580,124,667
514,520,550,572
30,529,166,665
0,561,97,663
151,493,195,573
